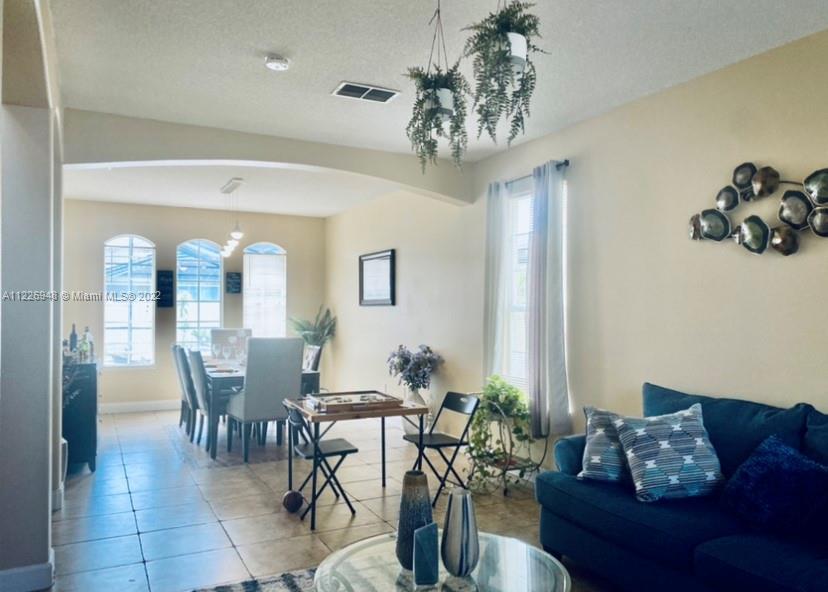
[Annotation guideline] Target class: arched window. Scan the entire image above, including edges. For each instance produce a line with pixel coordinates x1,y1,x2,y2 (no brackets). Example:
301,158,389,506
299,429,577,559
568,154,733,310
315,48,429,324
176,239,222,351
104,235,156,367
243,242,287,337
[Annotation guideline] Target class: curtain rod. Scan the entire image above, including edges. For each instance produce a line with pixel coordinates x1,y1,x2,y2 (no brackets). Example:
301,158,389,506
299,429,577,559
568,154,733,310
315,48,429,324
504,159,570,186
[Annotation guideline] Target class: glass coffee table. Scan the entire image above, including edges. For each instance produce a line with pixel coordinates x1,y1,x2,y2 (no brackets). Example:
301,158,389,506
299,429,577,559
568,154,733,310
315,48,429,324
315,531,570,591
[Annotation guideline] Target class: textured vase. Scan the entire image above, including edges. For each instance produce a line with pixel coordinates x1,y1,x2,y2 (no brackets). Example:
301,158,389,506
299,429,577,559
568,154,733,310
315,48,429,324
441,488,479,577
396,470,433,571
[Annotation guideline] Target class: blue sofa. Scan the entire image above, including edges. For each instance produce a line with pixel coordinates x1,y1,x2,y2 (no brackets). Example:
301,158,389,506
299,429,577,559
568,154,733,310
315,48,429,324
536,382,828,592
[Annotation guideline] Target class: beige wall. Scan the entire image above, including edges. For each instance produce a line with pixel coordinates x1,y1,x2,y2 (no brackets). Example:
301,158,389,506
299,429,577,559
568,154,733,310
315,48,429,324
323,190,485,409
63,200,326,408
473,30,828,428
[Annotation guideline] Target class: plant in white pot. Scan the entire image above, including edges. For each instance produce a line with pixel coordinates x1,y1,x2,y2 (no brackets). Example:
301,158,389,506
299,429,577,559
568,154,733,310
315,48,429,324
406,64,470,171
387,344,443,435
463,1,543,144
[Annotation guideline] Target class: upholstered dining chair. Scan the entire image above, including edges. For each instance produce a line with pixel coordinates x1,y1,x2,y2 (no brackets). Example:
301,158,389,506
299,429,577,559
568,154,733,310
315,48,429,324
186,348,214,447
172,345,198,442
226,337,304,462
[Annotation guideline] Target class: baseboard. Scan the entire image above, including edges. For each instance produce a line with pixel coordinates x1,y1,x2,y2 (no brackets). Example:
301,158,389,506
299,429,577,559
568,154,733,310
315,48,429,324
0,550,54,592
100,399,180,414
51,484,64,512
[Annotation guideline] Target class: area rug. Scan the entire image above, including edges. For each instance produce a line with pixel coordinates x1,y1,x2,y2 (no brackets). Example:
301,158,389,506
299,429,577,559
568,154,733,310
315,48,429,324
193,568,316,592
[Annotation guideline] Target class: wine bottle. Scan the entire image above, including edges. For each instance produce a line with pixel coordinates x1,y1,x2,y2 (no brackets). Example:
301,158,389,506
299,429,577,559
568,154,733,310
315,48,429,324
69,324,78,352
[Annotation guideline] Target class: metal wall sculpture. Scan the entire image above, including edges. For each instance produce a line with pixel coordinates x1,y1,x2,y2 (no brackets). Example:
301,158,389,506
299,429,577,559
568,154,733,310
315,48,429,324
689,163,828,256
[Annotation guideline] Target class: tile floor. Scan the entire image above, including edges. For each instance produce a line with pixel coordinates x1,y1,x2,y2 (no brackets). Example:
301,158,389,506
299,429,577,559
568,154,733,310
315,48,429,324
51,410,614,592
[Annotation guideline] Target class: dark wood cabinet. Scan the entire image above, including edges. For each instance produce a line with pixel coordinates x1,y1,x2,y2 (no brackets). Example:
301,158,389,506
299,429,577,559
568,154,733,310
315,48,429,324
62,361,98,471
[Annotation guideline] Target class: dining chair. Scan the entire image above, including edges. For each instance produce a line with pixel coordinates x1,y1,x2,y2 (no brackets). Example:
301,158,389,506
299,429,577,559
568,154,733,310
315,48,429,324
172,345,198,442
285,405,359,520
225,337,304,462
186,349,214,447
404,392,480,506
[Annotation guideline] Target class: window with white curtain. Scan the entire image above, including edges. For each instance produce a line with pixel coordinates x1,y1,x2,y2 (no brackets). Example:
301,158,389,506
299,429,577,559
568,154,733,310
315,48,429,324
103,235,156,367
243,242,287,337
503,176,534,389
176,239,222,351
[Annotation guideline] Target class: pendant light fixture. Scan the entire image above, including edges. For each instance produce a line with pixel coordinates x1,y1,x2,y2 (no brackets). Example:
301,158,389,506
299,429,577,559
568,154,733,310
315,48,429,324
220,177,245,258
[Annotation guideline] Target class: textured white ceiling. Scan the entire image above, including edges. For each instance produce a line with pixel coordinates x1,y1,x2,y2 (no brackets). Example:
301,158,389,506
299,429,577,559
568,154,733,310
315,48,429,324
51,1,828,161
63,163,401,217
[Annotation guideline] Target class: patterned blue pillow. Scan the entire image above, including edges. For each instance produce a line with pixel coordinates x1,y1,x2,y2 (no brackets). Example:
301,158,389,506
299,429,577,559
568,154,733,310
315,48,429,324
615,404,723,502
578,407,627,482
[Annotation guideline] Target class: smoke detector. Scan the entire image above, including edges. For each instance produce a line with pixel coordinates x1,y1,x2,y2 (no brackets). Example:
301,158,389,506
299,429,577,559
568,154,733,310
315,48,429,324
264,54,291,72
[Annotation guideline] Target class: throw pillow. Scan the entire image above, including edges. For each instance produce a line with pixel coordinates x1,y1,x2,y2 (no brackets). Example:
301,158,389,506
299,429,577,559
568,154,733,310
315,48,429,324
721,435,828,535
577,407,626,482
615,403,723,502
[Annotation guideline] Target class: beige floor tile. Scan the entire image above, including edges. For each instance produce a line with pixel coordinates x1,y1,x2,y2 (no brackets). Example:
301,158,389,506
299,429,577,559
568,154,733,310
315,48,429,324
52,562,148,592
236,534,330,577
53,535,143,575
65,474,130,498
197,476,271,501
309,500,387,532
127,470,195,493
52,511,138,546
221,511,309,545
340,477,402,501
52,492,133,522
135,500,217,532
129,485,205,511
146,547,249,592
209,491,284,521
331,463,381,484
317,522,394,552
360,495,402,522
140,522,232,561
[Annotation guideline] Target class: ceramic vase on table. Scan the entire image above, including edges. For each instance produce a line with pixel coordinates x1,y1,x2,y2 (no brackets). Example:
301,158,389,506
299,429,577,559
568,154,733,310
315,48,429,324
402,388,430,436
396,470,433,571
441,487,479,578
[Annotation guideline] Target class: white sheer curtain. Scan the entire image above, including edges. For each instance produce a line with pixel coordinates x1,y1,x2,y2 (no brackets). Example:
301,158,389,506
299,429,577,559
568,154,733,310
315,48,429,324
483,181,508,378
527,161,571,437
243,252,287,337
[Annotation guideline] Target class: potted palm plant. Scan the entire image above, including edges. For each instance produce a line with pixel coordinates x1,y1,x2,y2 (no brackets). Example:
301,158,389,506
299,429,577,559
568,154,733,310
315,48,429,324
406,64,470,171
463,1,542,144
288,307,336,371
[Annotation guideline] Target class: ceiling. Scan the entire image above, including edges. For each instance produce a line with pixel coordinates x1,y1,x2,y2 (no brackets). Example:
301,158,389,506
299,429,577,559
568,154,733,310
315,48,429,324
50,1,828,162
63,163,402,217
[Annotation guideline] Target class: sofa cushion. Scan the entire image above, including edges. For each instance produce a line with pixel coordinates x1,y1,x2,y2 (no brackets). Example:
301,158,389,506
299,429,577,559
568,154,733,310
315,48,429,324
721,435,828,536
578,407,627,483
695,534,828,592
554,434,586,476
615,404,723,502
642,383,811,477
535,471,743,570
804,408,828,465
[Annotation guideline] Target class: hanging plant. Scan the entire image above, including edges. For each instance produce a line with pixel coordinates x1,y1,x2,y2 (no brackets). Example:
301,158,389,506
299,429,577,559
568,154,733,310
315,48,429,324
406,64,469,170
406,0,470,171
464,1,542,144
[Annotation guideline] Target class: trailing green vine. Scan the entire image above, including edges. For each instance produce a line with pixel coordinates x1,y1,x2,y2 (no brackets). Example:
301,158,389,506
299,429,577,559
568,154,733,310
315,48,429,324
467,375,540,494
463,1,542,144
405,64,470,170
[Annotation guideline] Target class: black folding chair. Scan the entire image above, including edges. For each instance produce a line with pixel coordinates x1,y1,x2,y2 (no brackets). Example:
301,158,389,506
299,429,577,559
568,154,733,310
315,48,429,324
285,406,359,525
404,392,480,506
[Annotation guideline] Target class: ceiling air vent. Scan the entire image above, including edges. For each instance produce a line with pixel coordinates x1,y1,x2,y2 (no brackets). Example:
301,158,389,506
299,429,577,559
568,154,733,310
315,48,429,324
332,81,399,103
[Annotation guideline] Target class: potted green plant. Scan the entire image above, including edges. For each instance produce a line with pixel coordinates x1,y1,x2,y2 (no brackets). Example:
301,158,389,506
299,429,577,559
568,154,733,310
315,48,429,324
288,307,336,370
463,1,542,144
387,344,443,434
405,64,470,171
467,375,541,495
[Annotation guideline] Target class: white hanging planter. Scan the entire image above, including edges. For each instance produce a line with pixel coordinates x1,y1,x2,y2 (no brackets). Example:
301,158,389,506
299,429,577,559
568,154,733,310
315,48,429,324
435,87,454,122
507,32,528,76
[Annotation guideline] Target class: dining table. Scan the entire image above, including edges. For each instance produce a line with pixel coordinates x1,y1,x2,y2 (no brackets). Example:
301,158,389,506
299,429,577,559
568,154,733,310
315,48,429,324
203,361,320,460
283,393,429,530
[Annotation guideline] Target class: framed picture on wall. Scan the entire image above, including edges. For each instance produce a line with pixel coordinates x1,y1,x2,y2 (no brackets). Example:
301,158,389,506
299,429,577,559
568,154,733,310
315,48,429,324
359,249,395,306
